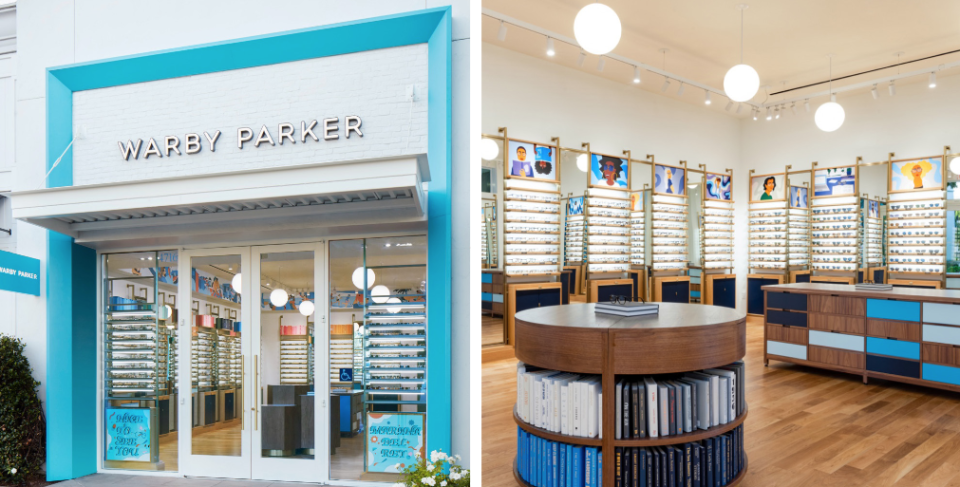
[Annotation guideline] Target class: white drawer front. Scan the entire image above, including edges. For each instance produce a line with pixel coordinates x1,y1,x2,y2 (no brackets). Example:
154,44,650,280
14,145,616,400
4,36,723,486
767,340,807,360
808,330,864,352
923,324,960,346
923,302,960,327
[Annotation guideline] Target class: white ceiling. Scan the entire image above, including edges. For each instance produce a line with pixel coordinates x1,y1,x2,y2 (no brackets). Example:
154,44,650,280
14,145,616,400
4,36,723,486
482,0,960,114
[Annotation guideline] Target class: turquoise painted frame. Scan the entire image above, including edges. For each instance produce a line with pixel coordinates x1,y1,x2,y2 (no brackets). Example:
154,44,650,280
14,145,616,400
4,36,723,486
44,7,452,480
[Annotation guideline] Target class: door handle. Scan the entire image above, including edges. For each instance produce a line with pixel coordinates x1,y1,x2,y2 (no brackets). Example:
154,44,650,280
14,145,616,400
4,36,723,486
241,355,245,431
253,354,259,430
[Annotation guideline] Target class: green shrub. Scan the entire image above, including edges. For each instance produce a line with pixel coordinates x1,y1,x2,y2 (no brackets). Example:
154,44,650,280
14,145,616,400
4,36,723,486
0,335,45,485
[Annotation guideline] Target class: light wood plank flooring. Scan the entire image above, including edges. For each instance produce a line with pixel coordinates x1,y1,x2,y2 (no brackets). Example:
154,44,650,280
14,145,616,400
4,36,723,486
483,315,960,486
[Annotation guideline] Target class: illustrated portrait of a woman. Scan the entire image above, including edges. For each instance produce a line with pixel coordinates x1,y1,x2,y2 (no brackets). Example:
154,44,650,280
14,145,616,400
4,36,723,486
599,156,624,187
761,176,777,200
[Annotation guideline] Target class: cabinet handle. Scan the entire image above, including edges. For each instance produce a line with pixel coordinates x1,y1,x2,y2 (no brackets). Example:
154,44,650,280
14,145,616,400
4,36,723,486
831,330,840,334
887,337,897,341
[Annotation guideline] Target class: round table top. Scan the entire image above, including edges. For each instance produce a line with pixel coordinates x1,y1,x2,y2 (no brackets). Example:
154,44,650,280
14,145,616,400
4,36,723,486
515,302,746,330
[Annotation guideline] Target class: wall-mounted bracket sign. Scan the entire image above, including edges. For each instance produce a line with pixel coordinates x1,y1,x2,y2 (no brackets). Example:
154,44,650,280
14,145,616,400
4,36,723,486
118,116,363,161
0,249,40,296
366,412,425,473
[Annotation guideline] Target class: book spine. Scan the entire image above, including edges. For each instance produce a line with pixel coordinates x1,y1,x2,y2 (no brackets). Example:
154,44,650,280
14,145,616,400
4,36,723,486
561,385,569,435
635,384,644,438
553,441,559,487
685,442,692,487
598,451,602,487
615,447,622,487
561,442,568,487
693,444,701,487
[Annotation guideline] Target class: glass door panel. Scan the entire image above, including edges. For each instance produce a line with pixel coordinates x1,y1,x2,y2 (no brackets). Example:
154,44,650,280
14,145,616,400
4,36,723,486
179,247,251,477
251,243,327,482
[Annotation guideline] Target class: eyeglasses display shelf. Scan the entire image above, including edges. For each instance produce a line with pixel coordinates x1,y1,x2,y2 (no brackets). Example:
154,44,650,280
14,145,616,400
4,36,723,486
787,206,810,268
810,195,860,273
565,197,585,266
702,200,733,270
364,289,427,407
504,179,562,277
886,190,945,276
651,194,688,272
586,187,631,275
749,200,787,271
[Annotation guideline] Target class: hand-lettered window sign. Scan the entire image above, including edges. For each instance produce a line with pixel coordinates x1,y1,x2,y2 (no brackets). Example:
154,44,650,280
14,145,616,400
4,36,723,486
0,249,40,296
106,408,152,462
366,412,425,473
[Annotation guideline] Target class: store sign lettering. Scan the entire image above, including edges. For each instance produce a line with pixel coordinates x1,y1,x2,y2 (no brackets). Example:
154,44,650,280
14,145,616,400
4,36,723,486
0,249,40,296
118,116,363,161
366,412,425,473
105,408,152,462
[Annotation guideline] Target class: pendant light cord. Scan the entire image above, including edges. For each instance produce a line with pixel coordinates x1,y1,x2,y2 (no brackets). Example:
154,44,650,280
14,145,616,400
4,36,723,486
740,8,744,64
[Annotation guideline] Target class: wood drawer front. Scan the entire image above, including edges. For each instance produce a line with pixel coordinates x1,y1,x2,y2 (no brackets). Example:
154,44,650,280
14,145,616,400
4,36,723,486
809,313,865,335
766,324,808,345
766,309,807,328
809,330,865,352
923,324,960,346
923,302,960,327
809,345,865,370
809,294,865,316
922,363,960,387
922,343,960,367
767,291,808,311
866,319,921,342
866,337,920,361
767,340,807,360
866,299,920,322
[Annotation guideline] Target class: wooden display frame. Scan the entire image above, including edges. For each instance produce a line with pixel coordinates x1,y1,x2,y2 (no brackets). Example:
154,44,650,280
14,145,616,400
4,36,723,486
586,278,633,304
887,155,944,195
811,164,858,200
513,302,748,487
653,275,691,302
502,136,561,184
562,265,583,295
889,278,941,289
651,161,689,198
810,275,856,284
587,152,632,191
749,172,787,203
626,269,647,303
506,281,563,346
790,270,811,283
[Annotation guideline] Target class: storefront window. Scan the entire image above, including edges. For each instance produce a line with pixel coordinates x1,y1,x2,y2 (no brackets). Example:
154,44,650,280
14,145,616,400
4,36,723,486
103,250,179,471
329,236,427,482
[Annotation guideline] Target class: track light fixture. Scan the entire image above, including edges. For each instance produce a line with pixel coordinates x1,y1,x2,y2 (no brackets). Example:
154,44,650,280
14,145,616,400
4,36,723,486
677,82,685,96
752,109,758,121
725,100,733,111
633,66,641,84
736,103,743,114
871,84,879,100
546,37,555,57
774,106,780,119
929,71,937,88
765,107,772,120
888,80,896,96
705,91,712,105
577,50,586,67
498,20,508,42
804,99,810,112
661,78,671,92
596,56,605,72
790,102,797,115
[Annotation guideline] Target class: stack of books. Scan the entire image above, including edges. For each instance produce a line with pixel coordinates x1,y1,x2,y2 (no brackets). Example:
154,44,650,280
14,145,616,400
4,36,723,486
615,425,745,487
855,283,893,291
516,364,603,438
616,363,745,439
517,429,602,487
595,302,660,317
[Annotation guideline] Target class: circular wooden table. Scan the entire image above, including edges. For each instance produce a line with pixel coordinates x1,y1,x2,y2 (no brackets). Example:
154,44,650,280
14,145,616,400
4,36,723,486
512,302,748,487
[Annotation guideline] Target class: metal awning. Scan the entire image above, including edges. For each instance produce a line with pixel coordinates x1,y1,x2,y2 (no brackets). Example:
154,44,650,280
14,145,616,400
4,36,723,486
11,155,428,249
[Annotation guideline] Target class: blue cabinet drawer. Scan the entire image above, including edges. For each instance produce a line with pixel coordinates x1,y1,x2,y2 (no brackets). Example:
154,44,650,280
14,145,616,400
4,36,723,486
866,299,920,322
767,340,807,360
809,330,865,352
767,309,807,328
923,324,960,346
867,354,920,379
922,363,960,387
767,291,808,311
866,337,920,360
922,303,960,327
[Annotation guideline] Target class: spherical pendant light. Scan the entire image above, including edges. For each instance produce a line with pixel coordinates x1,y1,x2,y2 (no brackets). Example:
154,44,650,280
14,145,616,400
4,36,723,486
573,3,621,55
231,273,242,294
386,297,403,314
577,153,588,172
723,64,760,102
949,157,960,176
480,138,499,161
815,95,845,132
270,288,289,307
351,267,376,289
298,300,315,317
371,284,391,304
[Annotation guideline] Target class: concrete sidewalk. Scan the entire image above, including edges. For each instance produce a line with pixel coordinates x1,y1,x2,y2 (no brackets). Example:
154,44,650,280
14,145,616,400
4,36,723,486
54,474,353,487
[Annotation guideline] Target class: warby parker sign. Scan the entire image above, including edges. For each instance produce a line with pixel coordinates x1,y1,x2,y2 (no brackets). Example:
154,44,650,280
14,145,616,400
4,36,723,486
118,116,363,160
0,249,40,296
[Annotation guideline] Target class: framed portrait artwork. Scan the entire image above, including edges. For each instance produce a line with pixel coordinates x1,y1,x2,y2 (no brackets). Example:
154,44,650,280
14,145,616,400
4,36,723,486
789,186,808,209
568,196,584,216
868,200,879,219
813,165,856,197
505,139,559,182
629,192,643,211
653,163,686,196
890,158,943,192
705,173,732,201
589,154,629,189
750,173,785,202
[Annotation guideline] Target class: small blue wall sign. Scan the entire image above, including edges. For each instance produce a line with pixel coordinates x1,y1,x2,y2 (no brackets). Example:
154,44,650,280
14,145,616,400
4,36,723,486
105,408,151,461
339,368,354,382
0,249,40,296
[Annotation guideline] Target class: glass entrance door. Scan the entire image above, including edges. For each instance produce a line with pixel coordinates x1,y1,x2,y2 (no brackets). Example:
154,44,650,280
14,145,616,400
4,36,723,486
178,247,252,477
251,242,329,481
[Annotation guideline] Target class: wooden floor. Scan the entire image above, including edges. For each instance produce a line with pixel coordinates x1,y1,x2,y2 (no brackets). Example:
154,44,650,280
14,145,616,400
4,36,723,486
483,315,507,346
483,315,960,486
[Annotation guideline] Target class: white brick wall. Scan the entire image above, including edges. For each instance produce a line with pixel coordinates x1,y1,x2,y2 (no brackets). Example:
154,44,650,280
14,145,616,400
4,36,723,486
73,44,428,186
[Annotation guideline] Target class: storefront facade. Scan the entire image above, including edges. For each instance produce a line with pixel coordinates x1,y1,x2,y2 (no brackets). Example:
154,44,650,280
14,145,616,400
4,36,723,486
4,3,470,483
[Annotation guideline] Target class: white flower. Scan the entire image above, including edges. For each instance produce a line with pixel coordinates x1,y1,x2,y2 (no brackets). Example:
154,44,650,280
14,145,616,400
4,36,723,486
447,456,456,464
415,450,421,458
455,455,461,461
393,483,405,487
462,470,469,477
421,477,436,486
431,450,447,462
441,482,447,487
449,472,461,481
426,464,435,472
10,468,16,475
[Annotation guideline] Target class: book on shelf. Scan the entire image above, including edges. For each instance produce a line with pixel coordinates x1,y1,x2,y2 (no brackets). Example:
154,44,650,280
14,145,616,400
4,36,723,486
595,302,660,317
516,363,601,438
855,283,892,291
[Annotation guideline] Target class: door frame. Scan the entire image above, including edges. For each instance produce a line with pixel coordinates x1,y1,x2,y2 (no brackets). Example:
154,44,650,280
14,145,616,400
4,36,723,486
249,241,330,482
178,246,253,478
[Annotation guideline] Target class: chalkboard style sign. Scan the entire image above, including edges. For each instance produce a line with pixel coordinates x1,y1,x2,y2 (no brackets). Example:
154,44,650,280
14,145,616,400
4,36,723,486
366,412,425,473
106,408,152,461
